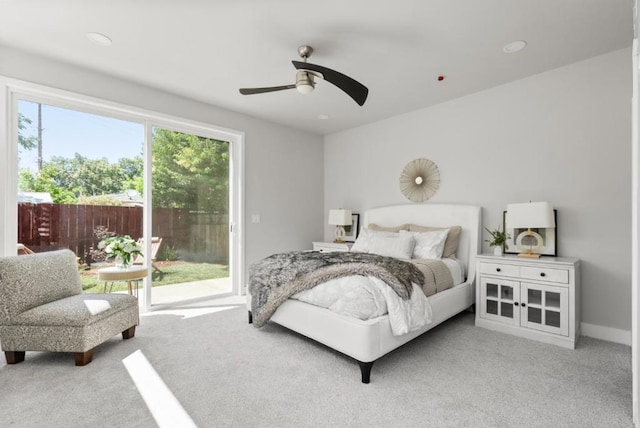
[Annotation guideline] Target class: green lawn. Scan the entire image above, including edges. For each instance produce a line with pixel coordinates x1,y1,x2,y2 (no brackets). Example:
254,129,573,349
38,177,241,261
81,261,229,293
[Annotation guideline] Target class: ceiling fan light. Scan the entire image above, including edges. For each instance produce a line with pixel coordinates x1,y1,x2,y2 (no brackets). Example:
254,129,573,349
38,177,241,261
296,83,314,94
295,70,315,94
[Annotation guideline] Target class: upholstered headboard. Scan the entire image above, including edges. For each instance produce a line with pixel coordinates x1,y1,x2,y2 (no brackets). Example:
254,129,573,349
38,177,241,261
363,204,482,283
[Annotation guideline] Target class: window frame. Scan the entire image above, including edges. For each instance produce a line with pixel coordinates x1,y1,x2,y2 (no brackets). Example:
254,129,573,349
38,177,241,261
0,76,245,309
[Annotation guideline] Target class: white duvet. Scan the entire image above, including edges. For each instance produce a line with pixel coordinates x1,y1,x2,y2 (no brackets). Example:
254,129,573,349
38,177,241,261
291,277,430,336
291,258,465,336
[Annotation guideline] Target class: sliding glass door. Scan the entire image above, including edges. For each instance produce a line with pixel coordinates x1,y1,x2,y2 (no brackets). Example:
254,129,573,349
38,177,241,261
149,127,232,305
5,83,243,309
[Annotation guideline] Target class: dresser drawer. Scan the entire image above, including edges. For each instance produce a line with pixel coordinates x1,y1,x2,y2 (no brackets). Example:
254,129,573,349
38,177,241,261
479,262,519,277
315,246,341,253
520,266,569,284
312,242,352,253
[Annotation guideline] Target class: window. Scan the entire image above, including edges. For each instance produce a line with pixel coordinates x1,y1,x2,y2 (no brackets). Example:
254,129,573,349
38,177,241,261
1,78,244,309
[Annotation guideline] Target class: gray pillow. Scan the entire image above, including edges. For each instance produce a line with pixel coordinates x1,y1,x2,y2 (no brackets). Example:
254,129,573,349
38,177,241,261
368,223,409,233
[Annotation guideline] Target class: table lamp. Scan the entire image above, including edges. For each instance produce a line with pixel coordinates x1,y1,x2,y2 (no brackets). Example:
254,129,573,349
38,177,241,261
505,201,555,258
328,209,352,243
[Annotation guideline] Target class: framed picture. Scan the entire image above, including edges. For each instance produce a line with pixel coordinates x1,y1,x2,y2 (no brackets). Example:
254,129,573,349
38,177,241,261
503,210,557,256
343,214,360,242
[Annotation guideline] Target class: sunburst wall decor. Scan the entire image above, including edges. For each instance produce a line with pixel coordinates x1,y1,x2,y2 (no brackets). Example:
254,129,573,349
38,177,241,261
399,158,440,202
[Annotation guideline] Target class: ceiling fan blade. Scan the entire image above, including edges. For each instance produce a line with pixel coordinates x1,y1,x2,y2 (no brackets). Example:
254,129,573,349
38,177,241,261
292,60,368,106
239,84,296,95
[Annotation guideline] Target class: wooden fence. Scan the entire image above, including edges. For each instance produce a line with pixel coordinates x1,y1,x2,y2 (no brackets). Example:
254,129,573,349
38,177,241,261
18,203,229,264
153,208,229,264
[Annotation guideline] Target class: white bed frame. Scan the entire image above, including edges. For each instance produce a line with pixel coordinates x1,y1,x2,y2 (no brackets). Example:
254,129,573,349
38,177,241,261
249,203,481,383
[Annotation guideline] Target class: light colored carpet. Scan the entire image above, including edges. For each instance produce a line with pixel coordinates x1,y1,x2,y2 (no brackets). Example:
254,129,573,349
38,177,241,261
0,300,633,427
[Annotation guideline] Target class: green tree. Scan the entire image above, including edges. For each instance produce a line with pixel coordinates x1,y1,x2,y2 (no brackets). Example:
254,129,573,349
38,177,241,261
152,129,229,213
18,169,37,192
19,153,143,204
20,168,76,203
118,156,144,195
17,113,38,151
77,194,122,206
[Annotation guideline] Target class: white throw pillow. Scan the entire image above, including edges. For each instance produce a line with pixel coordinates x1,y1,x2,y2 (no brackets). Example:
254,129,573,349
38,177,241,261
400,229,449,259
351,228,399,253
368,233,415,260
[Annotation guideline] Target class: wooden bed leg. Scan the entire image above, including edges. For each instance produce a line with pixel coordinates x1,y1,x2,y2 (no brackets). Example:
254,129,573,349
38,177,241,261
357,360,374,384
248,311,253,324
122,326,136,339
74,349,94,366
5,351,25,364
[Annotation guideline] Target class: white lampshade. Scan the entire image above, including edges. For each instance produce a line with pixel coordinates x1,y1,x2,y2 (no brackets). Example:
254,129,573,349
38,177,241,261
328,209,352,226
506,202,555,229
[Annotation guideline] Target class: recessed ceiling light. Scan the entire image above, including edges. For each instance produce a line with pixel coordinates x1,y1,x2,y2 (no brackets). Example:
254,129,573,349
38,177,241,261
86,32,112,46
317,114,329,120
502,40,527,54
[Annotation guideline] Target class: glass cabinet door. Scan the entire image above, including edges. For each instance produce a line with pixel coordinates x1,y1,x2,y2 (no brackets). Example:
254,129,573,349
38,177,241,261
520,282,568,336
480,277,520,326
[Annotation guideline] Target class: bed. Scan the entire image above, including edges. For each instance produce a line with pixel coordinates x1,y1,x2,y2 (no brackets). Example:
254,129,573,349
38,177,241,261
247,203,481,383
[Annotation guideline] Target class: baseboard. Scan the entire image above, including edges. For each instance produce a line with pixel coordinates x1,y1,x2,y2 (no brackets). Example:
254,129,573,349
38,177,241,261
581,322,631,346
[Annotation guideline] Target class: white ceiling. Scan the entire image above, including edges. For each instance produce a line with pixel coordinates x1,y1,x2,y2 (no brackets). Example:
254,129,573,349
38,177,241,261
0,0,633,135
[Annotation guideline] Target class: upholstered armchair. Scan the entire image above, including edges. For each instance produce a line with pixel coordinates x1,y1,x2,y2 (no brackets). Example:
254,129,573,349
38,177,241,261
0,249,139,366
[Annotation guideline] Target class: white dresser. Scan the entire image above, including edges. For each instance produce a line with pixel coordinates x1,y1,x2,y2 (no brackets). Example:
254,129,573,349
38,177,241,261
475,254,580,349
312,241,353,252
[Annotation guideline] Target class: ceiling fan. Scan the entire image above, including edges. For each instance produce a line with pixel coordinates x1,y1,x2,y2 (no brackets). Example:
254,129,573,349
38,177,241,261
239,45,369,106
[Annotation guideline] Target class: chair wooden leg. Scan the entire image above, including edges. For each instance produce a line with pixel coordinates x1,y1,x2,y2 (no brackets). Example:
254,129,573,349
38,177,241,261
5,351,25,364
122,326,136,340
74,349,93,366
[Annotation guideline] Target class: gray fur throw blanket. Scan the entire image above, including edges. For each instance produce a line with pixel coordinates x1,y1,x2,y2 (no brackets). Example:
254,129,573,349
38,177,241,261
248,251,425,327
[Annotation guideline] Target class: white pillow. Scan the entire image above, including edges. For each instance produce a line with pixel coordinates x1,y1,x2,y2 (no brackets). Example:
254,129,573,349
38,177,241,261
400,229,449,259
351,228,398,253
368,233,415,260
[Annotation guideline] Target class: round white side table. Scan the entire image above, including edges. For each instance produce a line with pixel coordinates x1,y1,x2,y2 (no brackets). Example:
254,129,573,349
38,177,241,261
98,266,148,297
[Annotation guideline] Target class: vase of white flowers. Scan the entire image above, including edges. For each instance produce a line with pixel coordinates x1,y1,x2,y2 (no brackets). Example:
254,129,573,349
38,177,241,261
98,235,142,269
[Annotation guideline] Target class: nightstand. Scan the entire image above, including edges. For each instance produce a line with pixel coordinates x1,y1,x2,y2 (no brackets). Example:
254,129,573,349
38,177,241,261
475,254,580,349
312,241,353,252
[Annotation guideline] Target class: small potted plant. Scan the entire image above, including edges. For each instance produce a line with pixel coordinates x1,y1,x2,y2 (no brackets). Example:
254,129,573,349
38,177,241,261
98,235,142,269
484,226,510,256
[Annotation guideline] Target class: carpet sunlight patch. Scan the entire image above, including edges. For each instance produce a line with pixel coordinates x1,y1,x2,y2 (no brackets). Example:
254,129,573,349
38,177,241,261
122,350,196,428
140,305,236,320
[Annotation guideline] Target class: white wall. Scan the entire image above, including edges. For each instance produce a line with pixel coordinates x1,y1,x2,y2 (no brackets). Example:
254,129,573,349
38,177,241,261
325,48,632,338
0,46,324,280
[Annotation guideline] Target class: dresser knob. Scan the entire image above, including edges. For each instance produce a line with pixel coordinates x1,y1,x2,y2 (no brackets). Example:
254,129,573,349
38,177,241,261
496,268,501,272
540,272,546,277
513,302,518,306
521,302,526,307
